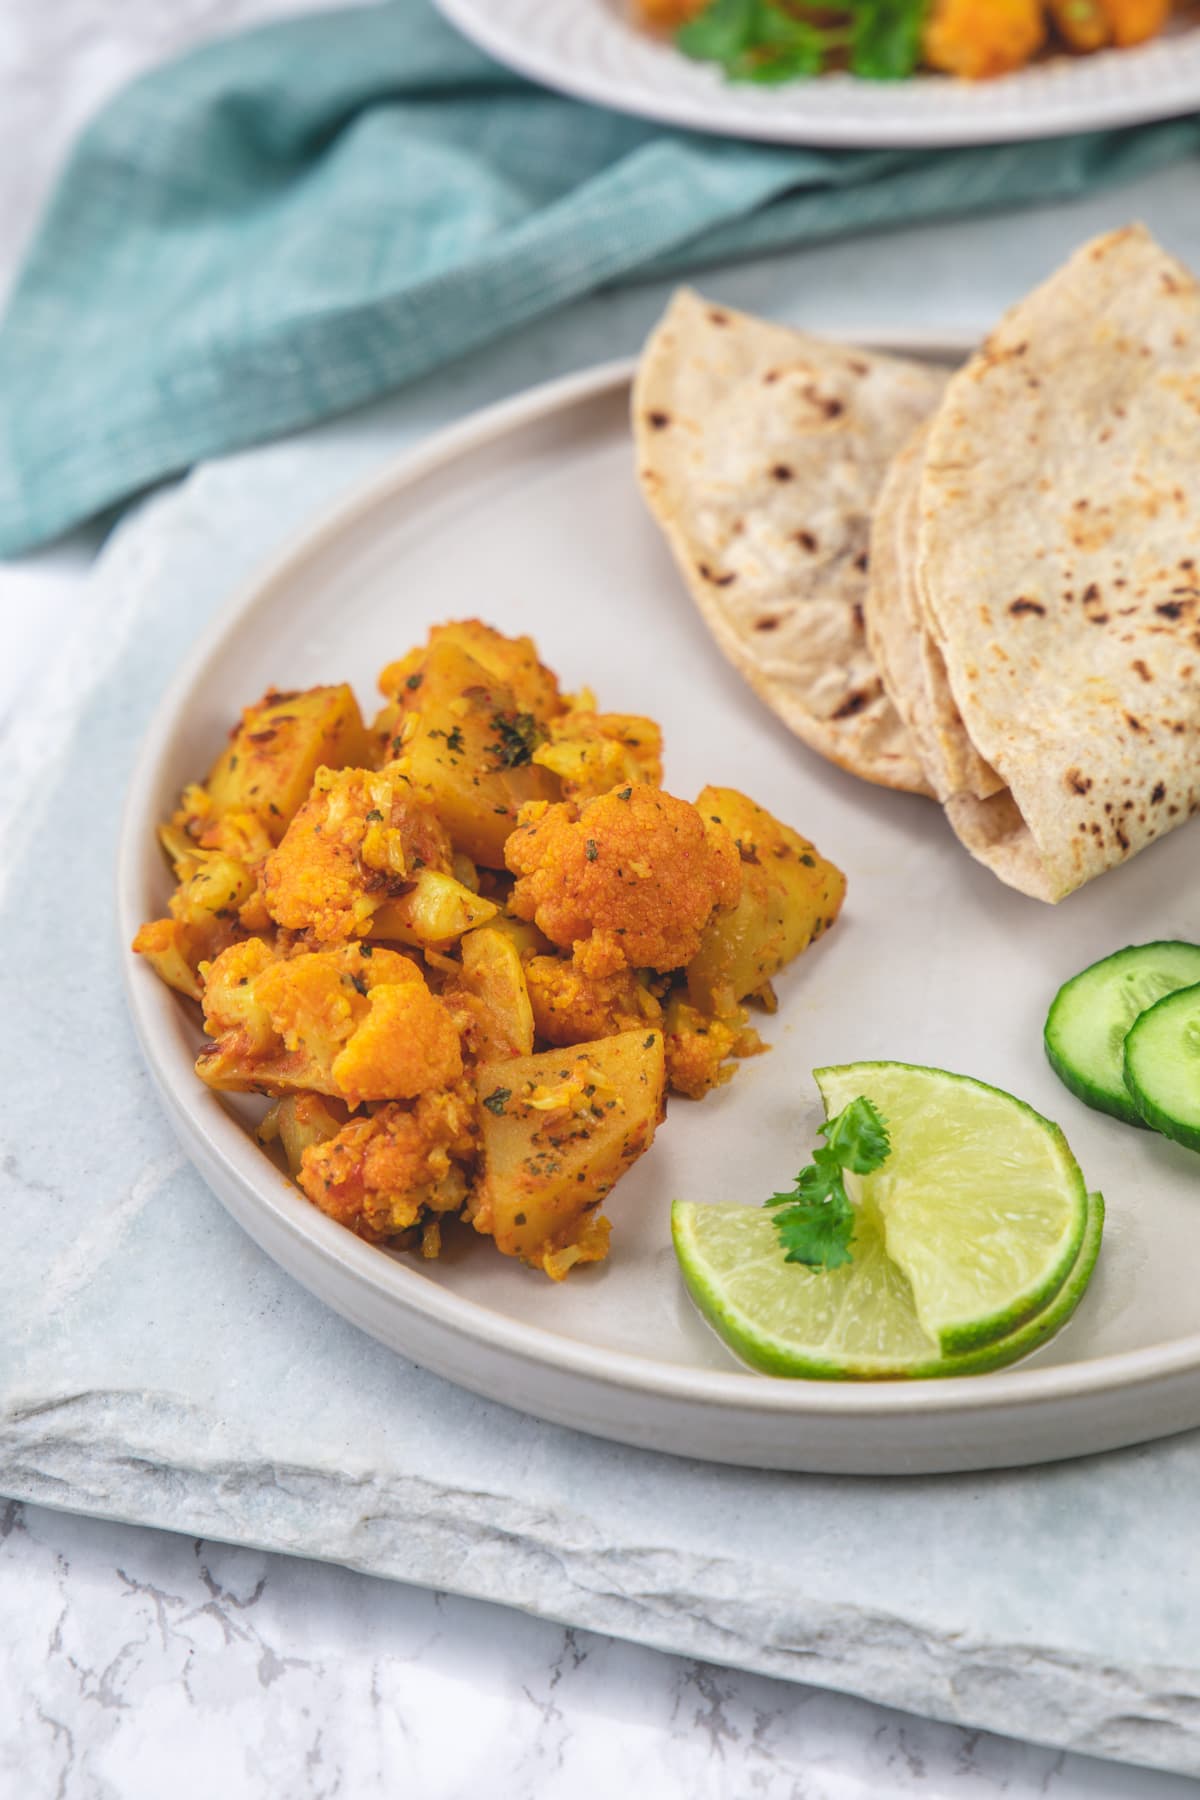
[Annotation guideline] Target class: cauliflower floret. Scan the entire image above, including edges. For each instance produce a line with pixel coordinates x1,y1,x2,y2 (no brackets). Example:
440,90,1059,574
523,955,662,1047
260,764,452,943
197,942,463,1105
663,995,766,1101
505,784,741,975
922,0,1045,77
298,1083,478,1244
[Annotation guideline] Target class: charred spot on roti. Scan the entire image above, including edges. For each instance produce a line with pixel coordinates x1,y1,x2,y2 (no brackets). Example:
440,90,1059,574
1125,713,1144,733
1151,781,1167,803
755,616,781,632
853,550,869,573
1009,597,1045,617
708,309,730,327
1131,659,1153,682
646,410,671,431
803,385,844,421
793,530,819,554
832,681,882,720
1066,769,1092,795
697,561,736,588
770,464,793,482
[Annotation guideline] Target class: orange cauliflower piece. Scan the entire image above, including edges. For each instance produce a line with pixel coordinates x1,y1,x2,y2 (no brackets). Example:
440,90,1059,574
505,784,741,975
663,995,766,1101
1102,0,1169,42
923,0,1045,76
298,1084,478,1244
260,764,452,943
523,955,662,1047
197,941,462,1104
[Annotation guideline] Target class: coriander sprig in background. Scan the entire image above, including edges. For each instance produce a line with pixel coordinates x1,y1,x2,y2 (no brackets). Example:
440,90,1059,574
677,0,927,84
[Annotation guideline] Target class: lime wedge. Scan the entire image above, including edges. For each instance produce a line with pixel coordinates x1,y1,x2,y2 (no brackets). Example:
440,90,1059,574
815,1063,1088,1355
672,1191,1103,1381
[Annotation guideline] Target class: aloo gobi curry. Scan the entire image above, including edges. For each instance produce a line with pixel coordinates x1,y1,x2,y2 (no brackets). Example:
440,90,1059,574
134,621,843,1279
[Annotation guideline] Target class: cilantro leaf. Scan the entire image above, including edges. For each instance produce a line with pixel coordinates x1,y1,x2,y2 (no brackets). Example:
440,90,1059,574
764,1096,890,1271
821,1093,891,1173
850,0,924,80
676,0,759,64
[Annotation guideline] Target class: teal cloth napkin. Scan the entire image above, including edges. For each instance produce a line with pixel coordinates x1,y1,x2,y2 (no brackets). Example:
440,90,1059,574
2,0,1198,557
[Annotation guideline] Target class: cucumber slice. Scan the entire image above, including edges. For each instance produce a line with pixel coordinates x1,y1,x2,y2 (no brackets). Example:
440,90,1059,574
1123,984,1200,1151
1044,942,1200,1125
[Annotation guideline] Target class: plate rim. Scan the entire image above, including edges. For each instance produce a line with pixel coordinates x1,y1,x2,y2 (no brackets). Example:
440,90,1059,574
117,339,1200,1435
434,0,1200,149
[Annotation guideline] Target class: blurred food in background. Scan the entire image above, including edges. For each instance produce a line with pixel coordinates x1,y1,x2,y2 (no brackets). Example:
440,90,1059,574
633,0,1181,82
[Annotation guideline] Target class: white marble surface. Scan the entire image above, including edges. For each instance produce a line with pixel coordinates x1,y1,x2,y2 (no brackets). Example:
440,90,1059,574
5,1497,1196,1800
5,4,1200,1797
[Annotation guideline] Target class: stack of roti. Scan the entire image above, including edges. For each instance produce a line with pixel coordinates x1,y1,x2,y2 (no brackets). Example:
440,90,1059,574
634,227,1200,903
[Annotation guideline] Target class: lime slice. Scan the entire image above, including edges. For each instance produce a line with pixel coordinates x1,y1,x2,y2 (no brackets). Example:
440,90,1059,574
671,1191,1103,1381
816,1063,1088,1355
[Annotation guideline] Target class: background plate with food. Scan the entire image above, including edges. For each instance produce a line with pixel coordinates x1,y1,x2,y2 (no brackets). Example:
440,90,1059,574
434,0,1200,145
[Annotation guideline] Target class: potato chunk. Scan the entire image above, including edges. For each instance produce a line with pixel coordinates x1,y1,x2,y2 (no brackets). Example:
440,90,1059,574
372,869,498,949
532,696,663,801
470,1030,666,1278
383,631,561,866
197,685,372,843
686,788,845,1017
506,784,741,976
446,928,535,1061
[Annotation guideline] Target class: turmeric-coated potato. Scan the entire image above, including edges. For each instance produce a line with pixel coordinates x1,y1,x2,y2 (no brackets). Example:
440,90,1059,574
686,788,845,1018
383,633,561,866
470,1030,666,1278
447,928,535,1062
371,869,498,949
532,698,663,801
199,685,372,843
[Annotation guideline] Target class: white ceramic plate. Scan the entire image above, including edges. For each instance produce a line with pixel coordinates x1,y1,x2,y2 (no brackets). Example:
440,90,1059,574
119,343,1200,1475
435,0,1200,147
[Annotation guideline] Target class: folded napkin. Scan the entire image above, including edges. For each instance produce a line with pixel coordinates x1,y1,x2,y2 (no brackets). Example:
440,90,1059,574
1,0,1198,557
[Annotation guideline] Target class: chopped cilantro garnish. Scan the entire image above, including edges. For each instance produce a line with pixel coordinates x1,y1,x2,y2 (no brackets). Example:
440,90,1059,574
365,808,384,822
764,1097,890,1271
487,711,541,768
483,1087,511,1116
585,839,598,862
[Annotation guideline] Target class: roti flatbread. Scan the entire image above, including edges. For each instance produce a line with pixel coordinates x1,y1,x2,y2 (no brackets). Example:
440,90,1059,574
866,424,1002,803
634,289,946,795
918,225,1200,902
